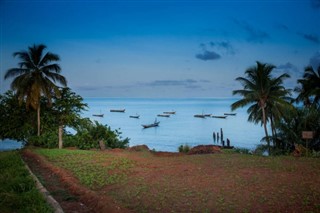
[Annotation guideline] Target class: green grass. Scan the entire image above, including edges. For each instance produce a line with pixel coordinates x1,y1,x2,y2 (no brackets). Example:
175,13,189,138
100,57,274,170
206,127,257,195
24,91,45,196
0,150,53,213
35,149,134,189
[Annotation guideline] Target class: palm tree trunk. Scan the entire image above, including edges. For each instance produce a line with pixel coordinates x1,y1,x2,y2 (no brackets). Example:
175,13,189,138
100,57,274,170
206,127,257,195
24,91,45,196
262,106,270,154
37,106,41,136
58,125,63,149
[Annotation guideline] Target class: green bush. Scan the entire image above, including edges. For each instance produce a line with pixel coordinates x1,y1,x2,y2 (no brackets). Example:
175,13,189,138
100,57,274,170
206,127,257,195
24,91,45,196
75,121,129,150
178,144,191,153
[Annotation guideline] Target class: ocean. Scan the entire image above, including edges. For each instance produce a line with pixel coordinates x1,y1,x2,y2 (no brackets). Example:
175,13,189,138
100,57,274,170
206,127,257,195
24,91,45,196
0,98,265,152
83,98,265,152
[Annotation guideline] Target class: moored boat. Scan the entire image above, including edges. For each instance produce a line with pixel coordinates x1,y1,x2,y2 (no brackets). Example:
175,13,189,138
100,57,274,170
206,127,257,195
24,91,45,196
224,113,236,116
142,119,160,128
110,109,125,113
93,114,104,117
194,114,206,118
163,111,176,114
158,114,170,117
212,115,227,119
129,115,140,119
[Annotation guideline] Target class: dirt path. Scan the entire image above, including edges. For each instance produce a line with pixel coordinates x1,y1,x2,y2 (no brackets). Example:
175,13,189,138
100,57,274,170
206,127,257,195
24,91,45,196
22,149,131,213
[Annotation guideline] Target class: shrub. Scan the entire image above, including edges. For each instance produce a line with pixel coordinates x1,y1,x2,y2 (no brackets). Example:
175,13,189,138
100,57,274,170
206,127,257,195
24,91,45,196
178,144,191,153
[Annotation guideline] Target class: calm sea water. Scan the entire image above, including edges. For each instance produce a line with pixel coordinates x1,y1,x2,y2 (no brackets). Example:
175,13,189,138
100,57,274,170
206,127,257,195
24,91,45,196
0,98,266,152
83,98,265,152
0,139,23,151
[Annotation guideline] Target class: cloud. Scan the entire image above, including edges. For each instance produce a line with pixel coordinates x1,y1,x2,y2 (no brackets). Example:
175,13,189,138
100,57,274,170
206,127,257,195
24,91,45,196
297,33,320,44
275,62,301,77
311,0,320,9
145,79,197,87
141,79,208,90
209,41,235,55
235,20,270,43
75,85,114,91
309,51,320,69
195,50,221,61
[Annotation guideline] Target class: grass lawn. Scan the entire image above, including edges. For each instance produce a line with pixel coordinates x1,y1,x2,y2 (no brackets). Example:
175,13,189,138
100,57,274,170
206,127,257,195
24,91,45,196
0,150,53,213
26,148,320,212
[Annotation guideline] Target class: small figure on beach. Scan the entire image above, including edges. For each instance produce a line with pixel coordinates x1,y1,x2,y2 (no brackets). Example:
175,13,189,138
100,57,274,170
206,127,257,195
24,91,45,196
227,138,230,147
213,132,216,142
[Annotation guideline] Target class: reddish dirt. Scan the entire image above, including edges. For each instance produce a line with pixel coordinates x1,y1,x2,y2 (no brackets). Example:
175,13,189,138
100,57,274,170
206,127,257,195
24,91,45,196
22,148,320,213
21,149,131,213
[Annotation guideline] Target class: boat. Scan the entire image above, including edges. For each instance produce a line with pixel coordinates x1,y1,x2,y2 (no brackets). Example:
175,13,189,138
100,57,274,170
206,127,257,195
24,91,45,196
129,115,140,119
110,109,125,113
194,114,206,118
212,115,227,119
142,119,160,128
157,114,170,117
163,111,176,114
224,113,236,116
204,114,212,117
92,114,104,117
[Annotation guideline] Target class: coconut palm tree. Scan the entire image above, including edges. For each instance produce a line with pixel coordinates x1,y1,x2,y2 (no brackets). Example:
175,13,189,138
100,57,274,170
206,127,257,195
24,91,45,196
295,65,320,107
4,44,67,136
231,61,291,153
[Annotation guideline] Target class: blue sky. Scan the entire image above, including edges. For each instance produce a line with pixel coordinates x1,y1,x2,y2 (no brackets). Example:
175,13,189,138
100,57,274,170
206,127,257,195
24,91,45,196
1,0,320,98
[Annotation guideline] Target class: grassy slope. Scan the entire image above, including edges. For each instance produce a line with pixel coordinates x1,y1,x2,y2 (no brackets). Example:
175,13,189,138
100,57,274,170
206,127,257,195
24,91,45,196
0,150,53,213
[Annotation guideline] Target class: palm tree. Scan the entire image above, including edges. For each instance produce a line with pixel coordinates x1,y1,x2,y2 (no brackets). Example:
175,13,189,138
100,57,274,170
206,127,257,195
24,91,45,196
295,65,320,107
4,44,67,136
231,61,291,153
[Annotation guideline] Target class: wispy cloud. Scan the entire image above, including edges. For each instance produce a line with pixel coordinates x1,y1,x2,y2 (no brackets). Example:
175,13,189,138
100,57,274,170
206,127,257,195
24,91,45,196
297,33,320,44
143,79,197,87
234,20,270,43
275,62,301,78
209,41,235,55
195,50,221,61
140,79,212,90
310,51,320,69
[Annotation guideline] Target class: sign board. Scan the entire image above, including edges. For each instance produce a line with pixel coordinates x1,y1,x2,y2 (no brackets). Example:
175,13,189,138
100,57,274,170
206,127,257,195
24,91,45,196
302,131,314,139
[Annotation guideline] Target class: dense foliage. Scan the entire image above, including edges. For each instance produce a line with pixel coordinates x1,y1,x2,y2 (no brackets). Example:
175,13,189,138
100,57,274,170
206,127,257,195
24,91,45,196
0,89,129,150
233,63,320,155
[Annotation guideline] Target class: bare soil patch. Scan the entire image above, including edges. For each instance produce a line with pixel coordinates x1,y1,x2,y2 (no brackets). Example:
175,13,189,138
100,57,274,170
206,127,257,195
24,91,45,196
22,148,320,212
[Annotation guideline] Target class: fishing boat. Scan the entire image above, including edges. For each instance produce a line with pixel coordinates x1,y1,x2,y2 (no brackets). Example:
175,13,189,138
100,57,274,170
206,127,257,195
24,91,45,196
110,109,125,113
92,114,104,117
194,114,206,118
224,113,236,116
163,111,176,114
212,115,227,119
129,114,140,119
142,119,160,128
157,114,170,117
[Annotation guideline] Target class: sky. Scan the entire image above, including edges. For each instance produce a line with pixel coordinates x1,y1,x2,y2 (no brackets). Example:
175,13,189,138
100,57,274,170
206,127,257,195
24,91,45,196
1,0,320,98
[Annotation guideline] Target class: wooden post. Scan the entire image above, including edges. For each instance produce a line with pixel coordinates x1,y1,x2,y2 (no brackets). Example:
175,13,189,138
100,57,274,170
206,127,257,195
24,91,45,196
302,131,314,157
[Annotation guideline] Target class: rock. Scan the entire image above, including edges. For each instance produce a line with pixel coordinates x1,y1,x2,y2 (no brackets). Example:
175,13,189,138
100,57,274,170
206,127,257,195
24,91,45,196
129,145,150,152
188,145,221,155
